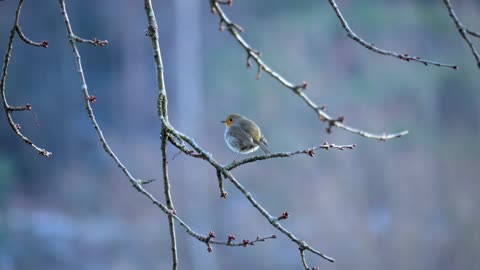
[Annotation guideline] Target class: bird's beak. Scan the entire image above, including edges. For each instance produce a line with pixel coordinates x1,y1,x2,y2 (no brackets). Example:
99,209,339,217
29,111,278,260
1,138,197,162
221,120,226,123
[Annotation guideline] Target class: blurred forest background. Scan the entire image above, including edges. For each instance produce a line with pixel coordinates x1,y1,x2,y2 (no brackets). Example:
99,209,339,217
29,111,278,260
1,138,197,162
1,0,479,269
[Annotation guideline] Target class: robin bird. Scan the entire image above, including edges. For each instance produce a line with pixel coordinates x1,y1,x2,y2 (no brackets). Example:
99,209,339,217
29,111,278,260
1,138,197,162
222,113,270,160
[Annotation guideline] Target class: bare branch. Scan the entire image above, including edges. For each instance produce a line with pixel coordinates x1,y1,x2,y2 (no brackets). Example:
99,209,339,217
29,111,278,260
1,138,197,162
229,234,277,247
210,0,409,141
161,128,178,270
300,248,310,270
327,0,458,69
72,36,108,46
205,231,277,252
137,178,156,185
224,142,356,171
215,0,232,6
6,102,31,112
0,0,51,157
143,0,169,128
167,135,206,160
466,29,480,39
59,0,143,186
15,26,48,48
15,25,48,48
216,169,228,198
13,0,49,48
443,0,480,69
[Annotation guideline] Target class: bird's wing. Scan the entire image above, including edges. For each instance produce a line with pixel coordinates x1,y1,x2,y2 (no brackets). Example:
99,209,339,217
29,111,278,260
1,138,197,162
238,119,270,154
238,119,261,142
227,125,254,144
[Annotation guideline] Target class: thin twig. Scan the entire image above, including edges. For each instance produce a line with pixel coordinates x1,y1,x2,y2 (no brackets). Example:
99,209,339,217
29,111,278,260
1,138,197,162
227,234,277,247
300,248,310,270
161,128,178,270
443,0,480,69
225,142,356,171
59,0,142,185
327,0,457,69
15,25,48,47
143,0,169,128
466,29,480,39
167,135,205,159
210,0,409,141
215,0,232,6
0,0,51,157
13,0,48,48
73,36,108,46
6,103,31,112
216,169,228,198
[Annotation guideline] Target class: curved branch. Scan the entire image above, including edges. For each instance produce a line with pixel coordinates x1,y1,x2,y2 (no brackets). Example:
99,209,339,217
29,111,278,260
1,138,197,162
210,0,409,141
327,0,457,69
0,0,51,157
15,26,48,47
59,0,142,185
443,0,480,69
13,0,48,48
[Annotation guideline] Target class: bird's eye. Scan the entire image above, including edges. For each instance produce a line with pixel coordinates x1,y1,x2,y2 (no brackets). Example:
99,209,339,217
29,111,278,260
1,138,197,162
229,118,232,122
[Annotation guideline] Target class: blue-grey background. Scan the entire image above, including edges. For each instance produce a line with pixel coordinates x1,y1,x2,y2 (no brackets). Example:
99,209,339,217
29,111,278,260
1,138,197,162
1,0,479,269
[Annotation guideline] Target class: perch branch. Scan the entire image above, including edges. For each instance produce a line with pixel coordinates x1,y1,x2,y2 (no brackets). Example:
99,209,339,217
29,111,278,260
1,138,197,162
0,0,51,156
225,142,356,171
210,0,409,141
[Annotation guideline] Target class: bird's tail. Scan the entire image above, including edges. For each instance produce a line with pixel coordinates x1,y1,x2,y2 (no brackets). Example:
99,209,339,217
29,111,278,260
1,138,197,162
258,136,270,154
